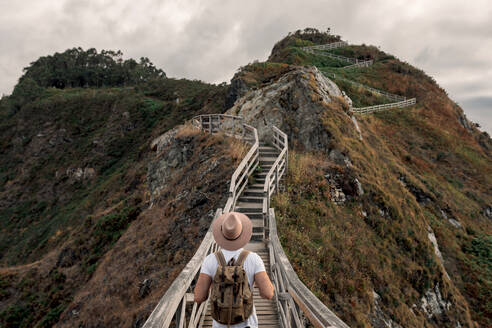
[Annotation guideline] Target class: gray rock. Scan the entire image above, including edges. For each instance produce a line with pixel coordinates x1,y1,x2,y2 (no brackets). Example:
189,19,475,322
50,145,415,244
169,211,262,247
329,149,352,167
448,218,462,228
457,111,473,131
427,227,451,279
420,283,451,318
225,77,250,109
147,132,193,201
483,206,492,219
355,178,364,196
351,115,363,141
150,126,180,152
138,278,154,298
370,291,403,328
225,66,356,152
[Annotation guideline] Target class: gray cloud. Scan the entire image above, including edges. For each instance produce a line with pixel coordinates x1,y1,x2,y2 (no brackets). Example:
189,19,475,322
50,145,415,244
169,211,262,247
0,0,491,133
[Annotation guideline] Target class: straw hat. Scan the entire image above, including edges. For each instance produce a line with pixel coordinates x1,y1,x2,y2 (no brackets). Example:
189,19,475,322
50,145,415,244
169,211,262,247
212,212,252,251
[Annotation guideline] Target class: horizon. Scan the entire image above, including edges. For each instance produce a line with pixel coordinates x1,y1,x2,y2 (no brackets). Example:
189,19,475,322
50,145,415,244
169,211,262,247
1,0,491,133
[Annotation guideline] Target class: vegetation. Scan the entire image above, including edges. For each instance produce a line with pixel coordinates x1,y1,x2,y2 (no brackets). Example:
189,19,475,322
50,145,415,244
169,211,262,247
267,30,492,327
0,48,230,326
1,29,491,328
19,48,165,90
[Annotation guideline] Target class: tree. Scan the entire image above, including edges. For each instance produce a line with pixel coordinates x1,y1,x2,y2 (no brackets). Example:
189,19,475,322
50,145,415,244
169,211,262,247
19,48,166,89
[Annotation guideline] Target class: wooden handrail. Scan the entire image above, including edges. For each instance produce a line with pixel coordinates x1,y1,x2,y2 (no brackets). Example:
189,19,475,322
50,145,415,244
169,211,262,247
353,98,416,114
327,73,406,102
143,115,260,328
302,41,416,115
142,209,222,328
262,126,288,219
267,208,350,328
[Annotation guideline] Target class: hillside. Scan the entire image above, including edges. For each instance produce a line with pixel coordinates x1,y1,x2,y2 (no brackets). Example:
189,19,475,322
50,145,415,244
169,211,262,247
0,54,236,326
226,29,491,327
0,30,491,328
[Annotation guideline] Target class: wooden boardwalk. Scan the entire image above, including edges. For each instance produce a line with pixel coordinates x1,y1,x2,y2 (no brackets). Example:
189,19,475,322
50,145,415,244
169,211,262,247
143,115,350,328
202,145,281,327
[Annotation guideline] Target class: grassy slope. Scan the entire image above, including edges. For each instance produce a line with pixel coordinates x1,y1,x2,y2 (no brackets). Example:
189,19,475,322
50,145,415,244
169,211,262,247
267,35,491,327
0,79,228,327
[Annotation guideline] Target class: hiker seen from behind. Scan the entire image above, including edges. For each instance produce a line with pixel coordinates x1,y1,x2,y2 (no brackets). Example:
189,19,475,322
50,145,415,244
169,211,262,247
194,211,274,328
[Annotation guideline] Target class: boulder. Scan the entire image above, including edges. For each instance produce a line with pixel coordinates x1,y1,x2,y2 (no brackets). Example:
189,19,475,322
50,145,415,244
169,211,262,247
226,66,354,152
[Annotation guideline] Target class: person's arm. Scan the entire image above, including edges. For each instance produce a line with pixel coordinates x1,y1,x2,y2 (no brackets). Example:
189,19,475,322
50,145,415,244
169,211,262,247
252,253,274,300
194,273,212,304
255,271,274,299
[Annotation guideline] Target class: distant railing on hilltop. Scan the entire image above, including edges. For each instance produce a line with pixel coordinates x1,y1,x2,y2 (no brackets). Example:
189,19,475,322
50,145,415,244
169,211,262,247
303,42,374,69
328,73,406,102
303,41,417,114
353,98,417,114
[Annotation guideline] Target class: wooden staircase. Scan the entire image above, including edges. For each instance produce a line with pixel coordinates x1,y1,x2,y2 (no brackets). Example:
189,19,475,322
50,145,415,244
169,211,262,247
143,116,349,328
202,143,281,327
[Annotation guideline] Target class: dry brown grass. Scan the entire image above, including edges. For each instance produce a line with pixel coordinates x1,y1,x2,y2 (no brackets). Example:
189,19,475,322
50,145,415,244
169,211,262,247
53,131,240,328
227,138,250,164
175,123,201,138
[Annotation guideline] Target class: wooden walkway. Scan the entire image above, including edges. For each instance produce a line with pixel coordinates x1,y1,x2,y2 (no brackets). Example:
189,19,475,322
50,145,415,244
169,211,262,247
202,144,281,327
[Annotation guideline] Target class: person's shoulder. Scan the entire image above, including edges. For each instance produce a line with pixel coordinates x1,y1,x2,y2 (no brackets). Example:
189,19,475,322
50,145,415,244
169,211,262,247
245,251,263,264
204,252,218,262
202,252,220,268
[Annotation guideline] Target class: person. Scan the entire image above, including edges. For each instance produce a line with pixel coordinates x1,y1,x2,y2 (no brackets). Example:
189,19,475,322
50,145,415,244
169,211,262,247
194,211,274,328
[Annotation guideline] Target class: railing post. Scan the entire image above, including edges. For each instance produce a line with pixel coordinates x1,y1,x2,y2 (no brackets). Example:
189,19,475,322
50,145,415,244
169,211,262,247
275,166,279,194
199,116,203,131
209,115,212,133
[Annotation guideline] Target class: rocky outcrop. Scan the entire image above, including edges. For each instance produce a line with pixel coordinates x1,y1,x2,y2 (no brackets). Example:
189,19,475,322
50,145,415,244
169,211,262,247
225,76,250,109
226,66,354,152
370,291,403,328
147,126,190,201
419,283,452,319
427,226,451,279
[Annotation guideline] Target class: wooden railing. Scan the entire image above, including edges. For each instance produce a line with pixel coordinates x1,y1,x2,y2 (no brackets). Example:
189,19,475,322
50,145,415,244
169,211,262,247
302,41,348,51
267,208,350,328
262,126,288,221
192,114,259,212
303,42,373,69
353,98,417,114
143,208,222,328
327,73,406,102
342,60,374,69
303,41,417,114
143,115,259,328
256,126,349,327
192,114,249,141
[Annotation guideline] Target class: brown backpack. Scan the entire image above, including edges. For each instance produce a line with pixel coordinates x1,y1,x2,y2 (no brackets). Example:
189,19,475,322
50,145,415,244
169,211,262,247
210,250,253,325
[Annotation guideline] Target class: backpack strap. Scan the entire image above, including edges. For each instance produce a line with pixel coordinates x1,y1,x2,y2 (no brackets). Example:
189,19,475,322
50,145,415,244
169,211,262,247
214,251,226,267
235,250,250,267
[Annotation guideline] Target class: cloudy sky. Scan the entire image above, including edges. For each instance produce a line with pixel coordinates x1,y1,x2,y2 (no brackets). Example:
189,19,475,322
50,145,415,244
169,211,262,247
1,0,491,133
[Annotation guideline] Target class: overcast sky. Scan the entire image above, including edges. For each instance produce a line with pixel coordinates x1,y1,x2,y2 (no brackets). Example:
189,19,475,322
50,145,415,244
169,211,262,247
1,0,491,133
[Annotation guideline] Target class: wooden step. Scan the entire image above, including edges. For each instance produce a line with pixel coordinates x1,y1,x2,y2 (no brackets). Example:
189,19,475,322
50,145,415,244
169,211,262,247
259,146,276,151
235,204,262,213
248,183,265,190
251,232,264,241
238,196,263,203
251,219,264,233
259,158,276,164
245,242,267,252
243,190,264,197
239,212,263,219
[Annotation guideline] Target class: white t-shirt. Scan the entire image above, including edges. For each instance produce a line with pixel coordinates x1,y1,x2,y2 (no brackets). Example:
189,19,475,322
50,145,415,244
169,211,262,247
200,248,266,328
